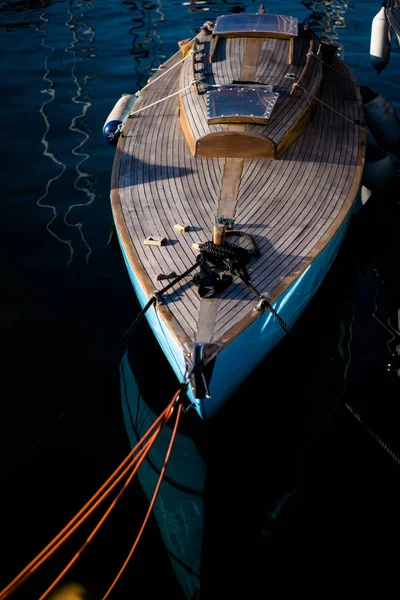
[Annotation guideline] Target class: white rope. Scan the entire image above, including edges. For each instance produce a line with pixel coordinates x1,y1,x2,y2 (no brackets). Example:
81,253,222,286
114,49,194,135
307,50,362,89
136,49,193,96
126,83,193,120
294,83,369,136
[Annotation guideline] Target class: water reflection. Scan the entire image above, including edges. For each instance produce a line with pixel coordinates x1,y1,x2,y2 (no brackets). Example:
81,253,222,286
125,0,166,87
35,0,96,265
302,0,350,55
64,1,97,265
36,4,71,259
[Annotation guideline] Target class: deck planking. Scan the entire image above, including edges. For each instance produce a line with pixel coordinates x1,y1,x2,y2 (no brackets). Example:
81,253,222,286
112,30,364,347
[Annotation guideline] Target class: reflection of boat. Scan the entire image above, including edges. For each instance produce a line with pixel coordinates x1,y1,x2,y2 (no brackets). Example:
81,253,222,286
120,347,205,600
109,6,364,420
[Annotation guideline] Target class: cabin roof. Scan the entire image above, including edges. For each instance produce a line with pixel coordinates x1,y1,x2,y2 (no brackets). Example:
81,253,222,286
213,13,298,39
179,30,322,159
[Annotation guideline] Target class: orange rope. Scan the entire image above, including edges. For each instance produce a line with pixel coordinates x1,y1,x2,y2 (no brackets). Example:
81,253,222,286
38,429,160,599
101,402,183,599
0,432,161,599
0,387,184,599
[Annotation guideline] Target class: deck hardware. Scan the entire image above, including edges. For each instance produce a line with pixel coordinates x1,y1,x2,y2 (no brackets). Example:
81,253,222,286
255,297,269,312
252,295,290,333
157,272,178,281
213,218,226,245
173,223,190,232
218,216,235,230
144,236,167,247
153,291,164,305
183,342,222,399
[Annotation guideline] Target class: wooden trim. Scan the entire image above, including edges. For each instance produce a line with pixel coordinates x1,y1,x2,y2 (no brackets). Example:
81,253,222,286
208,115,276,126
218,158,244,218
179,95,196,156
215,31,297,40
209,35,219,63
196,131,277,158
288,37,294,64
240,37,262,81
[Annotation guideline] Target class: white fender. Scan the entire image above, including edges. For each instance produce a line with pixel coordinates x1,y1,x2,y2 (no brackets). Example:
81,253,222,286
361,86,400,158
102,93,137,147
370,6,391,73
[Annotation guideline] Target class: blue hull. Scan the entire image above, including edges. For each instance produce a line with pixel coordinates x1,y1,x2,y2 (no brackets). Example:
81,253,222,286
117,204,357,419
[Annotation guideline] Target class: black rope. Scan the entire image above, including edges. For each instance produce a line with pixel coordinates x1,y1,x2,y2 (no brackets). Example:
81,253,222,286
242,278,291,334
199,240,250,264
4,257,205,484
105,258,204,366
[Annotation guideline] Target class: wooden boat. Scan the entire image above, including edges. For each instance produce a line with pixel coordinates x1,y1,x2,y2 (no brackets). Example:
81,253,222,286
110,7,365,420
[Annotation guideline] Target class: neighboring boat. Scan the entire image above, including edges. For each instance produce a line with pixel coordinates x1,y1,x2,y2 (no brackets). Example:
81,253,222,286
370,0,400,73
109,6,365,420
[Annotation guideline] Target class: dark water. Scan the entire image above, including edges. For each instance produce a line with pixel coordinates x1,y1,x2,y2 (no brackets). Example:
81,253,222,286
1,0,399,598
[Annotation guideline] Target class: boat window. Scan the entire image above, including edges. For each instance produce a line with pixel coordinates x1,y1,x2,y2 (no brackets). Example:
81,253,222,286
213,13,298,38
206,86,280,125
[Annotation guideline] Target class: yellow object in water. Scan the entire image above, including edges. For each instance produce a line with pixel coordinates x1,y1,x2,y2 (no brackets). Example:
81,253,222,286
48,583,86,600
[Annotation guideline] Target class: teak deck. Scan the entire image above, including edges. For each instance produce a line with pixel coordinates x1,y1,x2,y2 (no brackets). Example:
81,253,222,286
111,23,365,350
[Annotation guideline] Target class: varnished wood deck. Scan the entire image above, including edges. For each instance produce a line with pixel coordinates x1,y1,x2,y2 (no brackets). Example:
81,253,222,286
111,29,364,349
